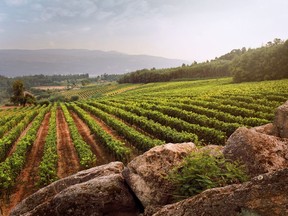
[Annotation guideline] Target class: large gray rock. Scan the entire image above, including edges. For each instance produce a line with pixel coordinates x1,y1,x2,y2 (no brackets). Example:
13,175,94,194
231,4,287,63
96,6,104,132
152,168,288,216
11,162,139,216
123,143,197,207
273,101,288,138
223,127,288,177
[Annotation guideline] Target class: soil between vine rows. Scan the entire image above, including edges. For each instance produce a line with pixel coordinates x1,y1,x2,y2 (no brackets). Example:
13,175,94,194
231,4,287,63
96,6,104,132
70,111,114,165
6,120,34,158
1,106,145,215
88,112,139,160
56,108,80,178
1,112,51,216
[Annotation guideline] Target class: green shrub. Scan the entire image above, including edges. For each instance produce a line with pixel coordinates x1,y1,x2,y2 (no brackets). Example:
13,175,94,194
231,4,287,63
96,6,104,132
168,151,248,200
70,95,79,101
238,208,260,216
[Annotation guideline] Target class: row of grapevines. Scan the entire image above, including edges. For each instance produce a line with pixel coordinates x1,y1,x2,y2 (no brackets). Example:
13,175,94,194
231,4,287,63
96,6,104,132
102,100,226,145
78,102,164,151
0,110,38,161
0,105,49,191
87,101,199,144
153,99,271,127
0,107,25,126
211,94,282,108
61,84,120,99
182,99,273,120
128,98,244,124
38,104,58,186
0,113,26,139
68,103,131,161
203,97,275,114
119,96,271,127
119,101,240,137
264,94,288,102
60,103,96,168
0,114,15,127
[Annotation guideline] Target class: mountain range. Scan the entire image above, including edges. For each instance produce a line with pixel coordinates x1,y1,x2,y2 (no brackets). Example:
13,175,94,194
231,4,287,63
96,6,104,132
0,49,187,77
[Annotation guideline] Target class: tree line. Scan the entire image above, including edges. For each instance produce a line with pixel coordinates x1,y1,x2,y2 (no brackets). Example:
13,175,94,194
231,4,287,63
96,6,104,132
118,38,288,84
118,60,232,84
0,74,89,89
232,39,288,82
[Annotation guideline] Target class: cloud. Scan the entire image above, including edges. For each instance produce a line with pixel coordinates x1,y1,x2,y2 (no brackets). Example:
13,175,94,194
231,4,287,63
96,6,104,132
31,3,44,11
16,18,31,23
79,26,92,32
0,13,7,22
49,41,56,47
30,0,99,22
31,0,160,23
4,0,29,6
45,30,71,38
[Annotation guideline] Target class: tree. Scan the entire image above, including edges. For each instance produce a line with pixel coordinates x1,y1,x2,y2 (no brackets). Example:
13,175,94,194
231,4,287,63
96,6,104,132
10,80,36,106
232,39,288,83
23,91,36,106
10,80,25,106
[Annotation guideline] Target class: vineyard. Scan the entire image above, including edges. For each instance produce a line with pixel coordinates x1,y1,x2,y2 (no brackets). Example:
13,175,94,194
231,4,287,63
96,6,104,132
59,83,143,100
0,77,288,214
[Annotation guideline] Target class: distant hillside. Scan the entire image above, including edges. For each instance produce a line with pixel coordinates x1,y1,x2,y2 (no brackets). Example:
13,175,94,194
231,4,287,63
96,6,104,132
0,49,187,77
119,38,288,84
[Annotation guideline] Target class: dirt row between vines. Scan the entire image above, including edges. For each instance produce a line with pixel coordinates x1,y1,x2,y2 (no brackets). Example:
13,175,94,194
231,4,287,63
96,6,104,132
88,112,139,159
6,120,34,158
70,111,113,165
1,112,51,216
56,108,80,178
1,107,141,216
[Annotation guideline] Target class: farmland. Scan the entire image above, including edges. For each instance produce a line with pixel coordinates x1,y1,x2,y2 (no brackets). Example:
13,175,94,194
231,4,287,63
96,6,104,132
58,83,143,100
0,77,288,214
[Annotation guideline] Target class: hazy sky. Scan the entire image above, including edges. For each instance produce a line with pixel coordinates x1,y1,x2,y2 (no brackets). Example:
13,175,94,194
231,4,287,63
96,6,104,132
0,0,287,61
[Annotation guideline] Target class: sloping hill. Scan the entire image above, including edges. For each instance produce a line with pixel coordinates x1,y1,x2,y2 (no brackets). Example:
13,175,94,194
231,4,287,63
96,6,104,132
0,49,187,77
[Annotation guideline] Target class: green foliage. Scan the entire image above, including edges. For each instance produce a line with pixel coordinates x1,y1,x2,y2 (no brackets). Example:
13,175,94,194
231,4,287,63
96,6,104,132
0,110,38,161
70,95,79,101
168,151,248,200
10,80,25,105
0,105,49,192
37,99,50,106
238,209,260,216
60,103,96,168
38,104,58,186
49,95,68,103
118,60,231,84
102,100,223,145
58,83,140,100
9,80,36,106
118,38,288,84
232,39,288,83
78,102,164,152
69,103,131,161
89,101,199,144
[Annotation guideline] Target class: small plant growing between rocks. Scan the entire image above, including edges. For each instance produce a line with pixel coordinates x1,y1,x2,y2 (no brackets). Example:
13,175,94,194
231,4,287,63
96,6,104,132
238,208,260,216
168,150,248,200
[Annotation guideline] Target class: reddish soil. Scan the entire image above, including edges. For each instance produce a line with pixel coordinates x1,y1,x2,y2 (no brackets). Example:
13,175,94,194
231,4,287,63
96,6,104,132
93,109,155,153
103,110,158,140
56,108,80,178
1,112,51,216
70,111,113,165
88,113,139,159
6,120,34,158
